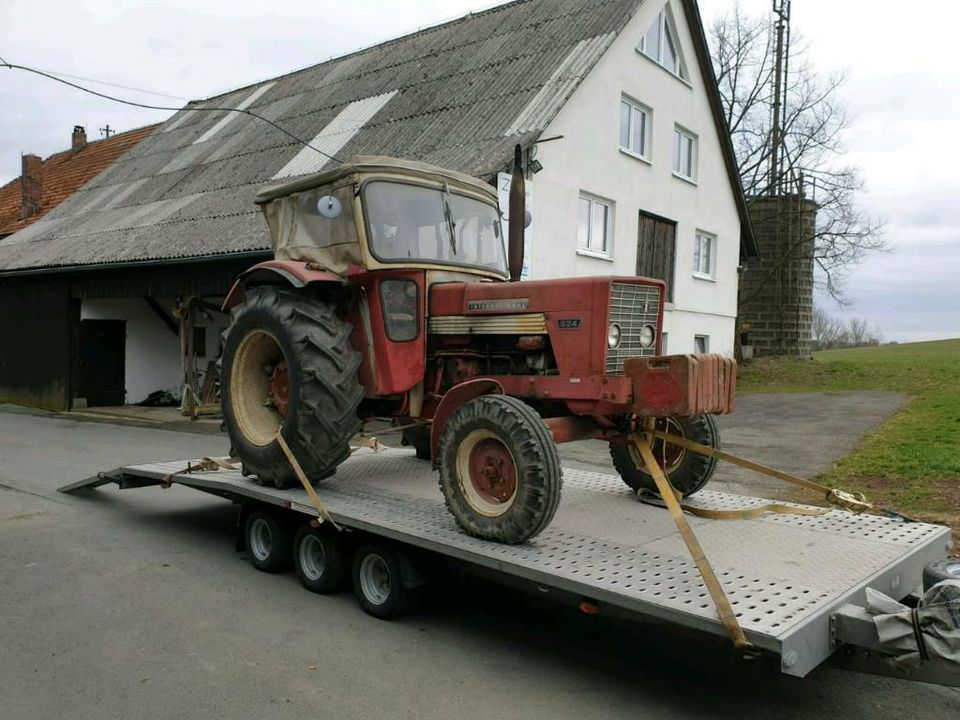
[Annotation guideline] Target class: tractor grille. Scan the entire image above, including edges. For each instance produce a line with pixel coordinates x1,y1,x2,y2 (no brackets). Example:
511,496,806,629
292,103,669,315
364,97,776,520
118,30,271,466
606,282,661,374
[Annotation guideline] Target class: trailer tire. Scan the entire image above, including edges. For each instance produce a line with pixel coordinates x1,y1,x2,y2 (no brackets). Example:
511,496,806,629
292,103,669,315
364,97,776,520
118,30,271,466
352,544,418,619
922,558,960,591
245,509,291,573
220,286,363,489
293,524,347,594
438,395,561,544
610,414,720,497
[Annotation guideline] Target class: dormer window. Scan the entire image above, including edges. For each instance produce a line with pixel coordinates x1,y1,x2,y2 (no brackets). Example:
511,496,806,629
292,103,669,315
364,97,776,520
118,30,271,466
639,5,687,79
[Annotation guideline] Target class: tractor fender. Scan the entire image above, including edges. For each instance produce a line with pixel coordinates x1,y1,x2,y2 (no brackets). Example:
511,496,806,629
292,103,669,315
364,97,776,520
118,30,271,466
430,378,504,466
222,260,343,311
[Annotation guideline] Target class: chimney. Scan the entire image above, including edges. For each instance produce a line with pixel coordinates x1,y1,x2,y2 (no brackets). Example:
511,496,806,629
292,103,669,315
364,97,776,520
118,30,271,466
72,125,87,152
20,154,43,220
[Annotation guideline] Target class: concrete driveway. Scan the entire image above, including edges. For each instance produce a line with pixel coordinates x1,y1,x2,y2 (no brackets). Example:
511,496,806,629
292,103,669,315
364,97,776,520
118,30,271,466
2,395,958,720
559,391,908,496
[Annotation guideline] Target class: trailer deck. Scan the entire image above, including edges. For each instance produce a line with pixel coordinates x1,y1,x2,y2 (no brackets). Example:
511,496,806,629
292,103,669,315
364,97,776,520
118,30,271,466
62,448,952,679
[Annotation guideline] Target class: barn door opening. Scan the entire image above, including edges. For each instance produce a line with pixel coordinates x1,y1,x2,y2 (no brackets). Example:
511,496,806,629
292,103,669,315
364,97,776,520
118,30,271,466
79,319,126,406
636,210,676,302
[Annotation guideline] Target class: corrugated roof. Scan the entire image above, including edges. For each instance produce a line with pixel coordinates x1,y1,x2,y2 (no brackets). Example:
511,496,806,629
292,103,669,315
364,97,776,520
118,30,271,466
0,0,645,271
0,0,755,271
0,124,158,238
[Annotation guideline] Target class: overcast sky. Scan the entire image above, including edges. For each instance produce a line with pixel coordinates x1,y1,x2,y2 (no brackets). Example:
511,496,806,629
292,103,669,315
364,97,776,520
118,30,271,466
1,0,957,342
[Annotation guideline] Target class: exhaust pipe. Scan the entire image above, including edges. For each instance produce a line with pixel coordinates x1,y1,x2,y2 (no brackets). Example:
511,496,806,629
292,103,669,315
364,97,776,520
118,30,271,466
508,144,525,282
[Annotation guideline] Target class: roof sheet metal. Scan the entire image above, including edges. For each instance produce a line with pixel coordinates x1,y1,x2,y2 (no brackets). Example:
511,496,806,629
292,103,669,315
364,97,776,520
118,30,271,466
273,91,399,179
0,0,648,271
192,82,278,145
505,32,616,136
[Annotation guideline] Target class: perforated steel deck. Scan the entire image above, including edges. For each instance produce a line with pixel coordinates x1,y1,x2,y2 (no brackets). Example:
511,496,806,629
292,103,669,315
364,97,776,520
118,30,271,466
84,448,951,677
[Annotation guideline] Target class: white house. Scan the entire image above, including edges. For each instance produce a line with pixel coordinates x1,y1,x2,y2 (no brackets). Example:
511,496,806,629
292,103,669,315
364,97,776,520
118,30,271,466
0,0,755,409
514,1,754,355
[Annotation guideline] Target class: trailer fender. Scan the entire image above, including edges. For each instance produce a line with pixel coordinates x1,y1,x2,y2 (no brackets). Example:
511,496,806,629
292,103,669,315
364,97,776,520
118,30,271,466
430,378,503,466
222,260,344,311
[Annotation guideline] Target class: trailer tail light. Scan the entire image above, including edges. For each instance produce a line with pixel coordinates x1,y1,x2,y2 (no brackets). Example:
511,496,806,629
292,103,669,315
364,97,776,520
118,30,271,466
579,599,600,615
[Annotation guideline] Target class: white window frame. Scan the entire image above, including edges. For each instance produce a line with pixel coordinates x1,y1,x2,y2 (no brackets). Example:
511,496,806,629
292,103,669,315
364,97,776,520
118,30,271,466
693,229,716,280
619,95,651,162
577,192,615,259
638,6,687,80
661,331,668,354
694,334,710,353
672,126,698,182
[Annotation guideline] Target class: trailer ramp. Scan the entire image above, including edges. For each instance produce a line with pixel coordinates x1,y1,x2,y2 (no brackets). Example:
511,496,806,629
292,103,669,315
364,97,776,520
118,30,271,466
63,448,952,678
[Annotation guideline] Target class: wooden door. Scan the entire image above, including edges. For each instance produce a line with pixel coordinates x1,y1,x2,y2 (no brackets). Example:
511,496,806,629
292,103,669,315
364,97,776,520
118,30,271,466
636,211,677,302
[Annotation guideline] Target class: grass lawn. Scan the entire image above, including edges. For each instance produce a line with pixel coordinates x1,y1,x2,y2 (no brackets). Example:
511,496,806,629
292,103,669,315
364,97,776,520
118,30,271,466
738,339,960,537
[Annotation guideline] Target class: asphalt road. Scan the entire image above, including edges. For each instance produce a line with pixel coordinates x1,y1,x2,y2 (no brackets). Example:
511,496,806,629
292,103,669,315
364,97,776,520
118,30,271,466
2,400,958,719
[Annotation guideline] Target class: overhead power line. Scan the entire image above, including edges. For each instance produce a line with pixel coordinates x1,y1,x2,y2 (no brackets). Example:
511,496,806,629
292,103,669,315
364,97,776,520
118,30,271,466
28,66,189,101
0,59,343,164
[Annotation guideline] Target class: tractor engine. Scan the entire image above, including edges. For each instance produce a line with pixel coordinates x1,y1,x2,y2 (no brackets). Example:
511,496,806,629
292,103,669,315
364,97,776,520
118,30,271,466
423,272,735,429
428,277,662,384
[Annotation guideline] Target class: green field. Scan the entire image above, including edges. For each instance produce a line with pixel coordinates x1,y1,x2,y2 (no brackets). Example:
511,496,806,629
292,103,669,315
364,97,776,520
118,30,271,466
738,339,960,528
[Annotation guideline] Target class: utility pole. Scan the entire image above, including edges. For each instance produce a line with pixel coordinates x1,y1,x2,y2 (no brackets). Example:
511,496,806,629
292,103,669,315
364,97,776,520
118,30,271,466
768,0,791,195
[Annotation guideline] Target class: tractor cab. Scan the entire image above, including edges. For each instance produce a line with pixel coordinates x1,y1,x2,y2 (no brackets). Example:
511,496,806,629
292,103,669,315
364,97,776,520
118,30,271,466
254,156,508,281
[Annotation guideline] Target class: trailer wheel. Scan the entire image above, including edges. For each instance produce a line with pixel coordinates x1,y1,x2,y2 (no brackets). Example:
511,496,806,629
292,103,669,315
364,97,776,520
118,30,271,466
220,286,363,488
245,509,291,573
609,414,720,497
352,544,418,619
438,395,561,544
923,558,960,591
293,524,347,594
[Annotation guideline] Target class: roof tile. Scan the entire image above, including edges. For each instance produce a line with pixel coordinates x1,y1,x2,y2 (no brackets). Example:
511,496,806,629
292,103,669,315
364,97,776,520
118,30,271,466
0,125,158,237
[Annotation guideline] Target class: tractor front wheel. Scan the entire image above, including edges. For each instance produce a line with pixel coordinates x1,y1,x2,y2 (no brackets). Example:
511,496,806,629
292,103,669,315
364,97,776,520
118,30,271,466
609,414,720,497
220,286,363,488
438,395,561,544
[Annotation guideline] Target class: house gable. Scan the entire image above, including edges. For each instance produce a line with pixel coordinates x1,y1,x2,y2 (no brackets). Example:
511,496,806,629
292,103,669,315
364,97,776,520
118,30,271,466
525,0,747,351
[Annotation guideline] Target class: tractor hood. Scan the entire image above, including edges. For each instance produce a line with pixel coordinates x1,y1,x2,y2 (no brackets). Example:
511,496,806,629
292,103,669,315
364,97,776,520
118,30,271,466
429,277,621,317
429,277,666,378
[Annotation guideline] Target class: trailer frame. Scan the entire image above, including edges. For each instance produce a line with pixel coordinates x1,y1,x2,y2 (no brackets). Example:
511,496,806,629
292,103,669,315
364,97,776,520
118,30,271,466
61,447,956,683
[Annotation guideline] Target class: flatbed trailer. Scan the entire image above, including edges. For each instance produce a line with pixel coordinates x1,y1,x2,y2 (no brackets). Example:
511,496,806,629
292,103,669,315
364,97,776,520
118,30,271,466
61,448,959,685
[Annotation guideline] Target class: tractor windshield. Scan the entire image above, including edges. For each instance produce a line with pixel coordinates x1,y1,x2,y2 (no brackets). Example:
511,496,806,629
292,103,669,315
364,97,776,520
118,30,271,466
364,181,507,275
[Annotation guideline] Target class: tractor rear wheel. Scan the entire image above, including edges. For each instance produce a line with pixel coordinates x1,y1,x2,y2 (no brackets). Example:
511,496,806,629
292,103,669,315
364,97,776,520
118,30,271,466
438,395,562,544
609,414,720,497
220,286,363,488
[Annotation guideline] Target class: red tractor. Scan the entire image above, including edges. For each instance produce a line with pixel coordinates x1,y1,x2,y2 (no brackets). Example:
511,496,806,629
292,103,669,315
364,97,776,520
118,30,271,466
220,150,736,544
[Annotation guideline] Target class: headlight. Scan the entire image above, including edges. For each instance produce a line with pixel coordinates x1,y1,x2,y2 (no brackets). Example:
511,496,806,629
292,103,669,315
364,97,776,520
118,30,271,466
607,323,622,349
639,324,656,348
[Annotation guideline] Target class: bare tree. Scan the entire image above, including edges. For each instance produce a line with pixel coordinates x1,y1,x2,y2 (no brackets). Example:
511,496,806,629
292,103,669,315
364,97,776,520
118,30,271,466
811,305,843,349
812,306,883,349
709,3,886,302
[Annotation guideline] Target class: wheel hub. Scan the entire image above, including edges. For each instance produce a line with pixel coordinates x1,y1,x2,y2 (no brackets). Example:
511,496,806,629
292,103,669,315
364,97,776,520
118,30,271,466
269,361,290,417
631,417,686,474
468,437,518,505
230,329,287,447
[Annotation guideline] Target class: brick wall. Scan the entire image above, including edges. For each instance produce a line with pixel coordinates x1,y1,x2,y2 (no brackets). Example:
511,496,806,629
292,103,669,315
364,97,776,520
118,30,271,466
738,195,818,358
